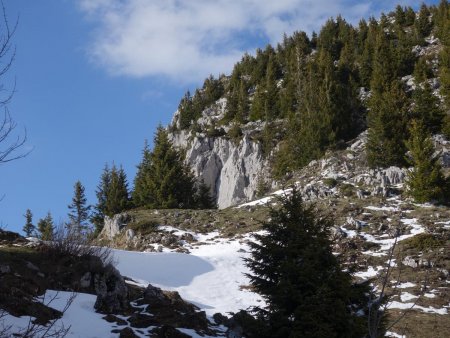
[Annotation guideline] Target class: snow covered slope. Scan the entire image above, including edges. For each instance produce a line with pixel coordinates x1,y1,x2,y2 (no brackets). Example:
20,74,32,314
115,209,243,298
113,231,264,316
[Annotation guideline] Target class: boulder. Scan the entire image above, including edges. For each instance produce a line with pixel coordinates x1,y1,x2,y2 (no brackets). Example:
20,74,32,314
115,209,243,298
125,229,135,242
100,213,130,240
0,264,10,274
402,256,418,269
94,265,128,313
80,272,91,288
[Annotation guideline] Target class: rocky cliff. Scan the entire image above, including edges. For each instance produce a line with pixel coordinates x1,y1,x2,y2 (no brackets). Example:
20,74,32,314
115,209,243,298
169,99,268,209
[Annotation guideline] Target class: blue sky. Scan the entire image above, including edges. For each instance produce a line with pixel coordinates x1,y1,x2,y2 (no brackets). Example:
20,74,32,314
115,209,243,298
0,0,438,234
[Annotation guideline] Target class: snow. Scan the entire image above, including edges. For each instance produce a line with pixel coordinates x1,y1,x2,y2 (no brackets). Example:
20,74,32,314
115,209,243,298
113,233,264,316
388,301,448,315
354,266,383,279
365,205,399,212
397,282,417,289
400,292,418,302
386,331,406,338
1,290,123,338
177,327,225,338
238,187,294,208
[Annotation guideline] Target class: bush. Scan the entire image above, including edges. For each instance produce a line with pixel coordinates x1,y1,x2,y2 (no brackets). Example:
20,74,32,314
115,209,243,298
43,225,113,267
340,183,355,197
323,177,338,188
402,233,445,251
227,123,243,144
129,220,158,235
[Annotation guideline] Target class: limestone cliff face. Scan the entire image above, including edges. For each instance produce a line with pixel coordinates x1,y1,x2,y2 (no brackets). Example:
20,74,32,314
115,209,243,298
170,129,267,208
168,98,268,209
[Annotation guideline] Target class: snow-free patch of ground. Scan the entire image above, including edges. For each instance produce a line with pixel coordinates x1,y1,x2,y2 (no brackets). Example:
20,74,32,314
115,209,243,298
114,232,264,316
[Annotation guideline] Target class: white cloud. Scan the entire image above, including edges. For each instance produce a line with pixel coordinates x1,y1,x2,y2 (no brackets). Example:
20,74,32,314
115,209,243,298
77,0,423,83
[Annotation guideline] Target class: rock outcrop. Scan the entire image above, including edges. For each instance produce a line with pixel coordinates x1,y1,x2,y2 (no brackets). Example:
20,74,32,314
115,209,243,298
170,130,267,209
101,213,131,240
94,265,129,313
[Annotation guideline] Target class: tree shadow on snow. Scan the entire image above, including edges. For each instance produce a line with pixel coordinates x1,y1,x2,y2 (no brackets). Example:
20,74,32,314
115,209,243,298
113,250,214,288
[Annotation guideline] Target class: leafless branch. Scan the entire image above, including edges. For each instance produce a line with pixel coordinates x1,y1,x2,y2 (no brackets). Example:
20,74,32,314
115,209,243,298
0,1,28,166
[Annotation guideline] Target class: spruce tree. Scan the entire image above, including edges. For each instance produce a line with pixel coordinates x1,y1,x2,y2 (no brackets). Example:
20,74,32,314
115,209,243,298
67,180,91,234
22,209,35,237
366,80,409,168
106,164,130,215
405,120,447,204
91,163,130,234
91,164,111,233
245,188,369,338
37,212,54,241
132,126,196,209
194,179,216,209
133,140,152,207
412,81,444,134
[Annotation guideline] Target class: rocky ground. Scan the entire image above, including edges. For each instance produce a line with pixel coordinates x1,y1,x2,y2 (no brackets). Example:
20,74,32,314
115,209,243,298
0,230,235,338
1,132,449,337
98,131,450,338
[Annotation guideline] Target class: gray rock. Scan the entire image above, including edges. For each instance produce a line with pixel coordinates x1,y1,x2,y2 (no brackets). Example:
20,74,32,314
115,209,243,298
0,264,10,273
402,256,418,268
100,213,130,240
169,129,267,208
80,272,91,288
26,261,40,271
125,229,135,242
332,226,347,239
94,265,128,313
143,284,165,302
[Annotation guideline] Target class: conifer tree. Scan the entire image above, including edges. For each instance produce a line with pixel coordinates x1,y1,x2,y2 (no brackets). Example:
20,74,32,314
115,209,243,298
194,179,216,209
367,80,409,168
264,54,280,121
91,164,111,233
67,180,91,233
106,165,130,215
91,163,129,234
132,140,152,207
22,209,35,237
245,188,369,337
132,126,196,209
412,81,444,133
37,212,54,241
415,4,433,41
405,120,447,204
178,91,194,129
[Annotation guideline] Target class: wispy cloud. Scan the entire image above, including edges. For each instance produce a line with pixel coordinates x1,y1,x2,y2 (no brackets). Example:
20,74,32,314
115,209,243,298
78,0,423,83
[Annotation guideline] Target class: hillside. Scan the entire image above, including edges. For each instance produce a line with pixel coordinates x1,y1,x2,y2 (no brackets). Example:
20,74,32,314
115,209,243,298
165,1,450,208
98,131,450,337
2,2,450,338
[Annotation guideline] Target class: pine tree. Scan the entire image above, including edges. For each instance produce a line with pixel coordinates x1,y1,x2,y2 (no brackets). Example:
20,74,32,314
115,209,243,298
366,80,409,168
91,164,111,233
106,165,130,215
405,120,447,204
92,163,129,234
37,212,54,241
412,81,444,134
132,126,196,209
245,188,369,338
67,180,91,234
22,209,35,237
194,179,216,209
415,4,433,41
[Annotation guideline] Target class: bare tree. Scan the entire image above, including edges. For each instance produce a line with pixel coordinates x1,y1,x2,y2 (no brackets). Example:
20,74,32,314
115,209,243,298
0,1,29,165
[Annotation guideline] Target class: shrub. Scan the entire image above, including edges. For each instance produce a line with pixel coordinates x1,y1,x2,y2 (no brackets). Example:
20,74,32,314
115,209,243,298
323,177,338,188
128,220,158,235
402,233,445,251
